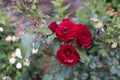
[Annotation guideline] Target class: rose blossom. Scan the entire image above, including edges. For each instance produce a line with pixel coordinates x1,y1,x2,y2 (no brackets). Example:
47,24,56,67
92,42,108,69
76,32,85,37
57,44,80,66
54,19,78,42
76,24,92,48
48,21,57,32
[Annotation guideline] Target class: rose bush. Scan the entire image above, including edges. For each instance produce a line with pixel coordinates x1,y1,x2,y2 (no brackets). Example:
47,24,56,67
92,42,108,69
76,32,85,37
49,19,92,66
1,0,120,80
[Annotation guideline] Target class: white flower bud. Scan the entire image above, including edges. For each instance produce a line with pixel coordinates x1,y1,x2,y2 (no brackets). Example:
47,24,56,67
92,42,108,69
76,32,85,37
15,48,22,59
2,76,11,80
0,27,4,32
5,36,12,41
111,42,117,48
9,57,16,64
16,63,22,69
12,36,17,42
32,48,38,54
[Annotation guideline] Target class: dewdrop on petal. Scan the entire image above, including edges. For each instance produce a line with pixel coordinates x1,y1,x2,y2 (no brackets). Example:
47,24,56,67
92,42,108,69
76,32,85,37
9,57,16,64
0,27,4,32
111,42,117,48
16,63,22,69
5,35,12,42
15,48,23,59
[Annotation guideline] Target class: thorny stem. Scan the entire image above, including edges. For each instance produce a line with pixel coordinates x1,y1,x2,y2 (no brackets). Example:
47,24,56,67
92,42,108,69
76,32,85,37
46,33,54,37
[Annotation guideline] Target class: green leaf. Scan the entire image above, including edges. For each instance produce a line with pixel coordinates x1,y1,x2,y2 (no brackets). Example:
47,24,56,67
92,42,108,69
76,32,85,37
110,66,118,74
112,0,120,8
37,27,52,35
42,74,53,80
61,66,72,78
100,49,108,57
76,48,90,63
89,62,96,69
81,72,88,80
51,1,60,8
63,4,71,11
76,10,87,18
21,33,36,58
0,11,8,25
53,44,60,55
89,46,98,54
54,74,64,80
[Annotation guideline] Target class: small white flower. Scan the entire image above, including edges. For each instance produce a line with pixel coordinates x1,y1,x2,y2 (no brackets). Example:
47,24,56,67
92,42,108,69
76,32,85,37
9,57,16,64
5,36,12,42
32,48,38,54
15,48,22,59
23,58,30,66
111,42,117,48
2,76,7,80
2,76,11,80
0,27,4,32
12,36,17,42
16,63,22,69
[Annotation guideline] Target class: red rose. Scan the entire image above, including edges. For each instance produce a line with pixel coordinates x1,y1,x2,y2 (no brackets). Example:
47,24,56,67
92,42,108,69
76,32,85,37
76,24,92,48
48,22,57,32
56,44,80,66
55,19,78,42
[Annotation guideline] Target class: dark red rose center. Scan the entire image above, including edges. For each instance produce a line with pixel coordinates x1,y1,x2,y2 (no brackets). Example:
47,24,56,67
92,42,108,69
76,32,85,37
64,27,69,32
66,50,72,57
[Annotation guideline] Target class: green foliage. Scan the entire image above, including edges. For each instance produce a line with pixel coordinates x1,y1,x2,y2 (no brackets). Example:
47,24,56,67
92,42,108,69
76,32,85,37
0,11,8,25
76,48,90,63
21,33,36,58
1,0,120,80
42,74,53,80
51,0,71,20
37,27,52,35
